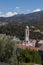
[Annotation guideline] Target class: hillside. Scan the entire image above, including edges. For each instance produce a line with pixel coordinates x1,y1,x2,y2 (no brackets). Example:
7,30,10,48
0,11,43,23
0,11,43,40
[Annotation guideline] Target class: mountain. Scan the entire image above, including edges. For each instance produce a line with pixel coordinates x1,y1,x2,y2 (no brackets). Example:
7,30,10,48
0,11,43,23
0,11,43,40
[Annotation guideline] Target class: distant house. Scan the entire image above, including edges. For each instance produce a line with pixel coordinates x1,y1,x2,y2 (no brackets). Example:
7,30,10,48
41,31,43,34
38,40,43,45
39,45,43,51
0,34,6,37
34,29,40,32
13,36,21,43
31,26,35,28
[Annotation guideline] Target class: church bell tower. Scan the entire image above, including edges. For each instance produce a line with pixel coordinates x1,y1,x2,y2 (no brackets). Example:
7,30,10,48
25,26,29,42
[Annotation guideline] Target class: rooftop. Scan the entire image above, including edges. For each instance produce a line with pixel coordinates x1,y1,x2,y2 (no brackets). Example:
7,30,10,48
17,44,38,51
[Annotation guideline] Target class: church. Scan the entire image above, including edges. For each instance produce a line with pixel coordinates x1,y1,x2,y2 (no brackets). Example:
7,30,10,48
22,26,36,47
17,26,38,51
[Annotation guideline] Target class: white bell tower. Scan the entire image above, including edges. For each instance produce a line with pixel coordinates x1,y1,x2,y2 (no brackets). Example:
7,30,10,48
23,25,33,46
25,26,29,42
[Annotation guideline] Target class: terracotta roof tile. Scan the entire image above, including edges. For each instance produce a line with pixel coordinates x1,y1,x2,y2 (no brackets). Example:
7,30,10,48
17,44,38,51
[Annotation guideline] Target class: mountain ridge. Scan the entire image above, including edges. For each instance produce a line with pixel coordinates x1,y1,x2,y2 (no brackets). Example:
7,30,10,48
0,11,43,23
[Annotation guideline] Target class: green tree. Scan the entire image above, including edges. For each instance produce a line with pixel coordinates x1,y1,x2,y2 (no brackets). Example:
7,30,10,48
19,49,41,64
0,36,17,65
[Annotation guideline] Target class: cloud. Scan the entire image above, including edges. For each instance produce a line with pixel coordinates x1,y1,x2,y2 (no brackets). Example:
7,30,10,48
5,12,17,17
15,6,21,13
16,7,20,10
33,9,41,12
0,12,18,17
0,8,41,17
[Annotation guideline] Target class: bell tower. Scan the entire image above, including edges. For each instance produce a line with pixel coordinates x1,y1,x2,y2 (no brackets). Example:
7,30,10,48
25,26,29,42
22,25,33,46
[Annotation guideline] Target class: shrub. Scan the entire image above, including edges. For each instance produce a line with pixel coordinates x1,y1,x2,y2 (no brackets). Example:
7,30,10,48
0,36,17,65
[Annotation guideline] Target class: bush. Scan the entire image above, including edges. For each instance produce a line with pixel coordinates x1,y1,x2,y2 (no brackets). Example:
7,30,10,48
0,36,17,65
19,49,41,64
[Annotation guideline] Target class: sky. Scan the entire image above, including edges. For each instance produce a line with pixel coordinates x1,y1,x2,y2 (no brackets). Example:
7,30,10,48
0,0,43,17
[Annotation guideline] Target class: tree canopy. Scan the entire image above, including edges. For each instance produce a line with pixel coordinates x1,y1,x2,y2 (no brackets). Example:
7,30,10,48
0,36,17,65
19,49,41,64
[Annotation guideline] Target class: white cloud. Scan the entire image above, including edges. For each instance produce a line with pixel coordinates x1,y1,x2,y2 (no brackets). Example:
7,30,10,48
33,9,41,12
0,12,18,17
15,6,21,13
16,7,20,10
5,12,17,17
0,8,41,17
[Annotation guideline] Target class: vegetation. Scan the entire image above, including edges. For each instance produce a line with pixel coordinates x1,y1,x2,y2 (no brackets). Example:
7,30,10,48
18,49,42,64
20,62,34,65
0,36,17,65
0,36,42,65
0,22,43,40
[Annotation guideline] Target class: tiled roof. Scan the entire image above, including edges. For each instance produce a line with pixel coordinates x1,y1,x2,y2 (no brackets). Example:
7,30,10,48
17,44,38,51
